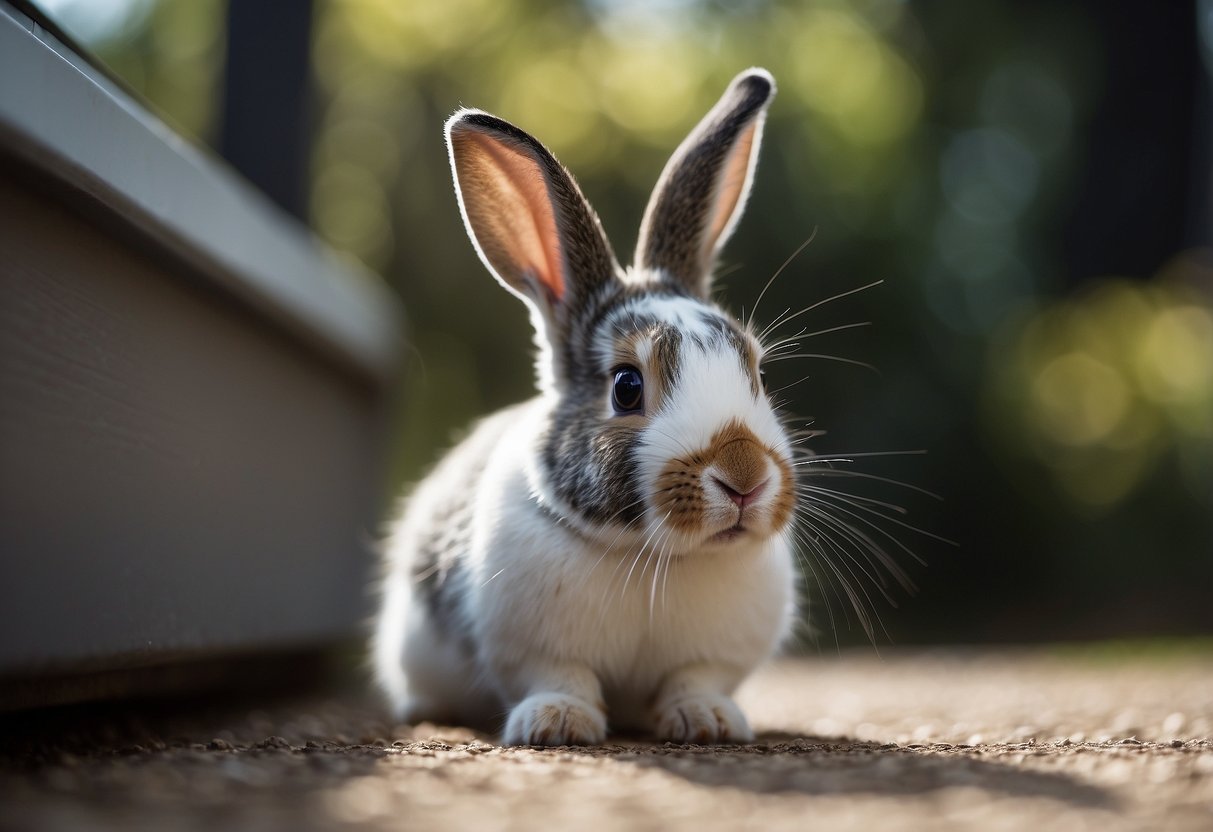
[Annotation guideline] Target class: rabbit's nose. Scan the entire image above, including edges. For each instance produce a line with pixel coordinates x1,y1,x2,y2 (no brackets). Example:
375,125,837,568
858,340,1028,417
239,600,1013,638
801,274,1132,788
712,432,767,492
713,476,770,507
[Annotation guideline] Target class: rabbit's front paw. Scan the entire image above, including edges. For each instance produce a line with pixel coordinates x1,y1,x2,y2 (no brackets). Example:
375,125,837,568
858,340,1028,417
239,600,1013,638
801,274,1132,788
503,692,607,746
654,694,754,744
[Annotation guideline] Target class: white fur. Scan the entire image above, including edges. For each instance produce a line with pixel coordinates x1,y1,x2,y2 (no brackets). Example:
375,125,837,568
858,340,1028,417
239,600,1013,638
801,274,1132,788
642,336,790,542
374,321,798,740
599,289,791,550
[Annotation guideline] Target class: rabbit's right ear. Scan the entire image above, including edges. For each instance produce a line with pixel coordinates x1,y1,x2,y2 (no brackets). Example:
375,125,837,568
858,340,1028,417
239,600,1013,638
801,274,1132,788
635,69,775,299
446,110,621,341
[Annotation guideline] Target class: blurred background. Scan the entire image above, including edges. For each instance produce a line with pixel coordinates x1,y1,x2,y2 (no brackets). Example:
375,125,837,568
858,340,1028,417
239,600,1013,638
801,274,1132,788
36,0,1212,648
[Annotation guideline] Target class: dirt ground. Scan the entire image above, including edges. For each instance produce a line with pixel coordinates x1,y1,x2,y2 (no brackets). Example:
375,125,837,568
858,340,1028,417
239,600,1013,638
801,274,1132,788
2,648,1211,831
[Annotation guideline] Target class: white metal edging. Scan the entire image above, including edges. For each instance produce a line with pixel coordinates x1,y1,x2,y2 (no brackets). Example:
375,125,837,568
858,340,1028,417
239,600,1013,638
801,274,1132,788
0,3,403,383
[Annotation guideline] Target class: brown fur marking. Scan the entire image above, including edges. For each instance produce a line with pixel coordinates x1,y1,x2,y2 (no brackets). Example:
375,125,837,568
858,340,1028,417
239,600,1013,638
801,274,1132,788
768,453,795,531
711,422,767,495
652,419,794,534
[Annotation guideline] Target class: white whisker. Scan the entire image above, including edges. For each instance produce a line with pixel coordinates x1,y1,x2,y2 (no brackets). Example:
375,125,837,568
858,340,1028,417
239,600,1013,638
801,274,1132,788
762,279,883,340
798,483,911,516
620,511,671,602
800,469,944,501
800,488,954,550
768,372,815,397
793,450,928,464
789,524,842,649
763,352,880,374
747,229,818,331
648,525,677,624
797,503,908,597
801,518,884,643
762,320,871,354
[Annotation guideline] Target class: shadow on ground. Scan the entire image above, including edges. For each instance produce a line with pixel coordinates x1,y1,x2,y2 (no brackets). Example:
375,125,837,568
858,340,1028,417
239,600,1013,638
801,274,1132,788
1,696,1118,824
604,733,1116,808
6,651,1213,831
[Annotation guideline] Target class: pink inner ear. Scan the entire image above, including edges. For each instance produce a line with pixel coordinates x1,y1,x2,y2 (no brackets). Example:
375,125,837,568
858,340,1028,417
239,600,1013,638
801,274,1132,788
702,121,758,263
456,130,566,303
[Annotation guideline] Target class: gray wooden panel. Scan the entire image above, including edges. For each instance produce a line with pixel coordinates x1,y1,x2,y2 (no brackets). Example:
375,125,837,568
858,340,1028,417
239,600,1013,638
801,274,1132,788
0,174,386,676
0,3,401,384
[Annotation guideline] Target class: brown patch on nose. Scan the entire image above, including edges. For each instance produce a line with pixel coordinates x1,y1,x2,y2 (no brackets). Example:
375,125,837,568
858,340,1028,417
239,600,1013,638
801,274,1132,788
714,435,767,496
651,420,795,534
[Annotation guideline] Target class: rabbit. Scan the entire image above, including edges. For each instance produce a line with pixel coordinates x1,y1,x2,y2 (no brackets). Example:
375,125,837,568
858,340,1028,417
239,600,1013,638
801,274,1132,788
373,68,800,746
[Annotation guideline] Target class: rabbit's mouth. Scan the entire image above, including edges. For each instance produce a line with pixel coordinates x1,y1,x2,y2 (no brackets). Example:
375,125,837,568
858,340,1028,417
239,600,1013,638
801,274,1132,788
708,522,749,544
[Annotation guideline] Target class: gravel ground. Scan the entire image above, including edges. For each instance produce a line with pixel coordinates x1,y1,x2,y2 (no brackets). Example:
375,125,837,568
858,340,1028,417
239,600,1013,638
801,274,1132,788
2,648,1211,831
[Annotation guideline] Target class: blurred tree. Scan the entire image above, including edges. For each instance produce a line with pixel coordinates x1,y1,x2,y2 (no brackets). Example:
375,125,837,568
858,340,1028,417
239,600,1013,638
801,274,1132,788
38,0,1213,647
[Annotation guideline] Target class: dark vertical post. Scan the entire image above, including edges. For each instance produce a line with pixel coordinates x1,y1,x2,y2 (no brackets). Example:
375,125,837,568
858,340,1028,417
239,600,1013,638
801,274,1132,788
1191,0,1213,251
1063,0,1205,282
218,1,315,221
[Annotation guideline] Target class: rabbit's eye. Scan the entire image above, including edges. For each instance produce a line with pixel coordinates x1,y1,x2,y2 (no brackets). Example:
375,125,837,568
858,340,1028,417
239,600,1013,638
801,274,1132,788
759,368,769,394
612,366,644,413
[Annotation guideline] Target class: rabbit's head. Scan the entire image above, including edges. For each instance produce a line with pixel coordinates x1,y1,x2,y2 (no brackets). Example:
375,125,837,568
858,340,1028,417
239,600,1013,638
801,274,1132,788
446,69,793,555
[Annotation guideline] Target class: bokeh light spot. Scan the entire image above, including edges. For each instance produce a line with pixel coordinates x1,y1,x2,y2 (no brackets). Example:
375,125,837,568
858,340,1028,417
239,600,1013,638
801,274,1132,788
1136,306,1213,407
1030,352,1131,447
941,128,1039,225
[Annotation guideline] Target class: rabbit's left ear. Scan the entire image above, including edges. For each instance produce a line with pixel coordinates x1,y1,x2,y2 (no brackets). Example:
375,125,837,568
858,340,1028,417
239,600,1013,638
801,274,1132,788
446,110,620,341
635,69,775,298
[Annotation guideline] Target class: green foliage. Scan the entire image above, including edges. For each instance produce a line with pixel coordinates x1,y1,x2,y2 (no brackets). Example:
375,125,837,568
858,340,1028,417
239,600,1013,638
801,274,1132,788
988,262,1213,510
51,0,1213,644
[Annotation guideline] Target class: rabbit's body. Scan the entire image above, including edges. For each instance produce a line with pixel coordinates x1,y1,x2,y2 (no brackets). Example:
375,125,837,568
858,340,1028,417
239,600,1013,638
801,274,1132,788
376,329,797,734
375,69,799,745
